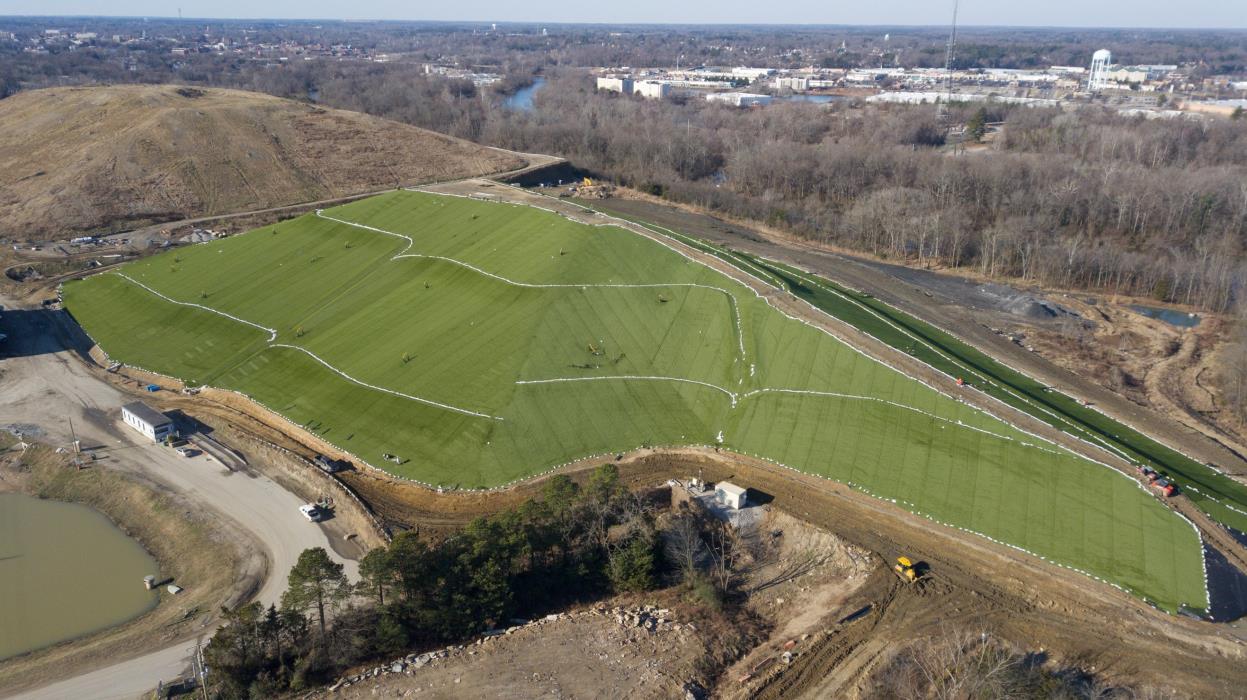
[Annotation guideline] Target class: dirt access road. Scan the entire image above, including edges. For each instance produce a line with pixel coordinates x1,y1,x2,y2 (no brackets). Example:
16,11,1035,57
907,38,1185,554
0,293,359,700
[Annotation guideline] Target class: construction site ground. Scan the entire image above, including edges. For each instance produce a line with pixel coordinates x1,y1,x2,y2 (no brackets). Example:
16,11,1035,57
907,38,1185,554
314,508,877,700
313,604,708,700
6,175,1247,697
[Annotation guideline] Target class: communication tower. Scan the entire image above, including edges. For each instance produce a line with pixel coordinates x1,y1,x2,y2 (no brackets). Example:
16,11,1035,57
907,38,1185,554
940,0,960,115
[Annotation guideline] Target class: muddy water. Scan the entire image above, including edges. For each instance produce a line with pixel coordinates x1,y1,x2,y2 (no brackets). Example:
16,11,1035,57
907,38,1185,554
0,493,159,660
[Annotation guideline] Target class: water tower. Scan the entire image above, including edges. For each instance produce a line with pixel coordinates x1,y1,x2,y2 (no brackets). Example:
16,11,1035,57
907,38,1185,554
1087,49,1112,93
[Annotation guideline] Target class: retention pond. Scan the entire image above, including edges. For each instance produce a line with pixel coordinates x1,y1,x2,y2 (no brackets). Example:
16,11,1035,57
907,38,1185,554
1129,304,1200,328
0,493,160,660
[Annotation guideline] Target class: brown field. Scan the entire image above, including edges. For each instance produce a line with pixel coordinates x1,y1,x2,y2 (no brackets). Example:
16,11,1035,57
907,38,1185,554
0,85,526,240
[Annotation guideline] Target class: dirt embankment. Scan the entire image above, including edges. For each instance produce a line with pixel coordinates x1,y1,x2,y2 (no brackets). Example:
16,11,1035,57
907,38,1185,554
308,500,874,700
0,444,250,694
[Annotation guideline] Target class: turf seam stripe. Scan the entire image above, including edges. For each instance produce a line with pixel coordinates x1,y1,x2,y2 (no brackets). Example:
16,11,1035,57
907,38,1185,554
270,344,502,421
114,273,278,341
318,209,750,364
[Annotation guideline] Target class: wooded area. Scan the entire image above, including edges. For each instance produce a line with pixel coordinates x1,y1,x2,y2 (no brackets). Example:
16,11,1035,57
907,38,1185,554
203,467,671,696
490,76,1247,311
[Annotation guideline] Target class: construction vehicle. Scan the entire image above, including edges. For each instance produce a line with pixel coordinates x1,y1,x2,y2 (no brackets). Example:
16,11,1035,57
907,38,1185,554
570,176,614,200
894,556,923,583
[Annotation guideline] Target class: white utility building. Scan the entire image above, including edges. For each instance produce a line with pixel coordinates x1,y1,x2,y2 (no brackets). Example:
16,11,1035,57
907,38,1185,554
714,482,748,510
121,401,175,442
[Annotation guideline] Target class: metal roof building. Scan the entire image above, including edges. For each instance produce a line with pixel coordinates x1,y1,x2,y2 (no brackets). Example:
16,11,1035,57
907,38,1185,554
121,401,174,442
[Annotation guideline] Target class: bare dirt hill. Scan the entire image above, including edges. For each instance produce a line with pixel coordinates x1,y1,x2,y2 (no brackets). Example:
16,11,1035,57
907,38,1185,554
0,85,526,240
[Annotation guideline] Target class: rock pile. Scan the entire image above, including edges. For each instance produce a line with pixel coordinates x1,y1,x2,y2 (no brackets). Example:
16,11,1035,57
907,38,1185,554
325,604,683,693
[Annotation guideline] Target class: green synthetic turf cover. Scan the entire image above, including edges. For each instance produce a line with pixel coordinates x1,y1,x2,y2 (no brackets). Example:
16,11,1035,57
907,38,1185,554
64,190,1208,611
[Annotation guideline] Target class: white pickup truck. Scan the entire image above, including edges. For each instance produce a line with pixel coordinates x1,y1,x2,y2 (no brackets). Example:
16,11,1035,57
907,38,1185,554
299,504,324,522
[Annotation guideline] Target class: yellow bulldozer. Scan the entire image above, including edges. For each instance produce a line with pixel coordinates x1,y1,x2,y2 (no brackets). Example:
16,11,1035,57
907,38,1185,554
894,556,924,583
573,176,614,199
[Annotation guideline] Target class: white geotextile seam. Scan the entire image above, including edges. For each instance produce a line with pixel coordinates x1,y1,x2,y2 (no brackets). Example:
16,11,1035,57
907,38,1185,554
116,273,278,341
270,344,501,420
516,375,739,404
514,377,1050,453
319,210,749,363
110,274,498,420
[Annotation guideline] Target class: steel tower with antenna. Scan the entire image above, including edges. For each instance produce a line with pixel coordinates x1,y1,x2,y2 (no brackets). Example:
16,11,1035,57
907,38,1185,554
941,0,960,114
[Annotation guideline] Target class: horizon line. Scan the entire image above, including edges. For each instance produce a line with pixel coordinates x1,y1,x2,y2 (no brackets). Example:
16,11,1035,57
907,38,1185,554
2,15,1245,31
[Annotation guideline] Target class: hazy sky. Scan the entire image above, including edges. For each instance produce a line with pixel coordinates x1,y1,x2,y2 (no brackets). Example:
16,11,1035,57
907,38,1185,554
5,0,1243,28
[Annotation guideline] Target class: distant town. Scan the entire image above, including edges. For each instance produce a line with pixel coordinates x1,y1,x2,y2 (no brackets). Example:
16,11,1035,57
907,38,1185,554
4,19,1244,119
594,53,1246,117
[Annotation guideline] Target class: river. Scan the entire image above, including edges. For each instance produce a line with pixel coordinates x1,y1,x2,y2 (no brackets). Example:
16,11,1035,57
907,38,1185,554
0,493,160,660
503,78,546,111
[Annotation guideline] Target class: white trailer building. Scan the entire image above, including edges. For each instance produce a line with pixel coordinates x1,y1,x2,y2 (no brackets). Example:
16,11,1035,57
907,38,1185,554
121,401,175,442
714,482,748,510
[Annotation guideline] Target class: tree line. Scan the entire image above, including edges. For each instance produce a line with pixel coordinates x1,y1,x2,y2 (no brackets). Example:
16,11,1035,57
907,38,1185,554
202,465,663,697
482,76,1247,311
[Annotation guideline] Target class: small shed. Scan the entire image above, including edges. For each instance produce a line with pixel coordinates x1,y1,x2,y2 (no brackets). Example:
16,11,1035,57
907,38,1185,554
121,401,175,442
715,481,748,510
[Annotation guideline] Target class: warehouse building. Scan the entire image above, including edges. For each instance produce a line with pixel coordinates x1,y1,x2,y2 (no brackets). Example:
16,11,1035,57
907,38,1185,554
595,76,634,94
632,80,669,99
121,401,175,442
706,92,771,107
775,76,810,91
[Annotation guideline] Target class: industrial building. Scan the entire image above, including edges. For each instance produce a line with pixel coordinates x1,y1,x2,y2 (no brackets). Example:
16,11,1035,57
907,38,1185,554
865,92,1058,108
595,76,634,94
595,76,667,99
775,76,810,92
121,401,175,442
706,92,771,107
632,80,669,99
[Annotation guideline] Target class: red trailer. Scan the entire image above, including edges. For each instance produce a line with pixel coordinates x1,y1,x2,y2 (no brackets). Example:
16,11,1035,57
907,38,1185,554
1152,479,1176,498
